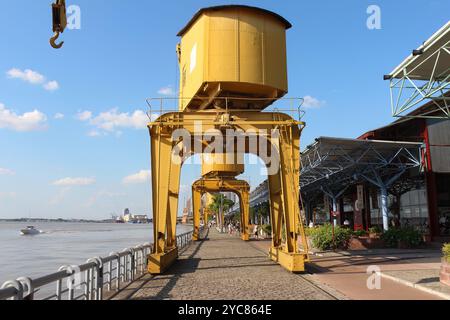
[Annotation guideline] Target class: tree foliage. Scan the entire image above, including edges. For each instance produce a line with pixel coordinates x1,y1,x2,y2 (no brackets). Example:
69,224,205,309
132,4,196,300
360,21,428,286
208,194,235,214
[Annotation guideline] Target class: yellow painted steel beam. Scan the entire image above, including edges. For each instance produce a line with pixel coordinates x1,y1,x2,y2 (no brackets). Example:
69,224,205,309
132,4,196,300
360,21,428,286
192,186,202,241
148,111,308,274
192,177,250,241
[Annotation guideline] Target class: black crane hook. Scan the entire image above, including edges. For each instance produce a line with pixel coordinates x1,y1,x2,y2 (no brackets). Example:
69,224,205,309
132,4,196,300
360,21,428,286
50,0,67,49
50,31,64,49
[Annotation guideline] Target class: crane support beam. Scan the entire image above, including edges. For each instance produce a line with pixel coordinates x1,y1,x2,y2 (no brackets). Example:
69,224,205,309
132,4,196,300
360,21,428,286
147,111,308,274
192,178,251,241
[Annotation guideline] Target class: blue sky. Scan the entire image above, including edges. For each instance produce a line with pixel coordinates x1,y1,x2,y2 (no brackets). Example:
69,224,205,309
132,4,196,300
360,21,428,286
0,0,449,219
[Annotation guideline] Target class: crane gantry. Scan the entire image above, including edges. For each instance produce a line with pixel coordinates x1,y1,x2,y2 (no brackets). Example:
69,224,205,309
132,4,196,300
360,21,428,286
48,2,310,274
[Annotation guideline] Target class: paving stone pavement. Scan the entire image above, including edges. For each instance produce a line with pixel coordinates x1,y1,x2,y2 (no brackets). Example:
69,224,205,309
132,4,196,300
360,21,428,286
381,269,450,300
120,229,342,300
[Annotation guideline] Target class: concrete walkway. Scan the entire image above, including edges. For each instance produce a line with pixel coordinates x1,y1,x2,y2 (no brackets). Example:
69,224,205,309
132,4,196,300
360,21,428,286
308,249,445,300
113,229,345,300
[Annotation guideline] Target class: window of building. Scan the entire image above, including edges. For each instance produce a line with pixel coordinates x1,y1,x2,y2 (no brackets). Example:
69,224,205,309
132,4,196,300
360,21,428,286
370,187,429,233
399,189,429,233
437,174,450,236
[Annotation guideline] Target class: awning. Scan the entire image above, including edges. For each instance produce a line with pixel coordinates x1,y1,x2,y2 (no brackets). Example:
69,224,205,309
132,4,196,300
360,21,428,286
300,137,422,195
386,21,450,81
385,21,450,119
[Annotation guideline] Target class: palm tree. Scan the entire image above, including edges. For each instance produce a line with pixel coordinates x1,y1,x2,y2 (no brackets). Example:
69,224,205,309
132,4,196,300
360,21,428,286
208,194,235,214
209,194,234,231
258,202,270,224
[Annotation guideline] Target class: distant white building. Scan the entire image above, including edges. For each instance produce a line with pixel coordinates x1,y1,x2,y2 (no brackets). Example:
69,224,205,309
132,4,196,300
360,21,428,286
122,209,149,224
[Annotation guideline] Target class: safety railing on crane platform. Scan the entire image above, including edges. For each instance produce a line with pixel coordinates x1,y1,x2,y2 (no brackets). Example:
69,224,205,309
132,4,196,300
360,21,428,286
0,230,197,301
145,96,306,122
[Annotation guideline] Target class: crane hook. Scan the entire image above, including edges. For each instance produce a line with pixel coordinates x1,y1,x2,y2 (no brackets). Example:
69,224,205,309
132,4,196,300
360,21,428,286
50,0,67,49
50,31,64,49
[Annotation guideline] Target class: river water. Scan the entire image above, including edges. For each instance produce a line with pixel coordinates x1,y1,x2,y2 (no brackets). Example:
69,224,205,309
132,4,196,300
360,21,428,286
0,222,192,285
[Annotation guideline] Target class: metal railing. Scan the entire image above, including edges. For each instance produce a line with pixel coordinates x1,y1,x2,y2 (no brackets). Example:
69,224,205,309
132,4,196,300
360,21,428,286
146,96,306,122
0,230,195,300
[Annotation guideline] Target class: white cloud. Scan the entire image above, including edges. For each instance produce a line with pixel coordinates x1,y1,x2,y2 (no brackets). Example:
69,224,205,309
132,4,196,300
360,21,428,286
0,168,15,175
76,110,92,121
123,170,151,185
158,86,175,96
52,177,96,187
7,68,45,84
44,81,59,91
0,103,47,132
54,113,64,120
91,109,148,131
79,108,149,135
7,68,59,91
302,95,326,109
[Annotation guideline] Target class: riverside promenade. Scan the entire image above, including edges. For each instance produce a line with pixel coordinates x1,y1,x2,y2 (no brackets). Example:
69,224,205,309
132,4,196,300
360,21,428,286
111,229,346,300
108,228,447,301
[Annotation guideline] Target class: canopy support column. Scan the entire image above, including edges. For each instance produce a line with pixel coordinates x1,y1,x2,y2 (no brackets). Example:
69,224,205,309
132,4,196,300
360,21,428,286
322,186,348,226
360,167,407,231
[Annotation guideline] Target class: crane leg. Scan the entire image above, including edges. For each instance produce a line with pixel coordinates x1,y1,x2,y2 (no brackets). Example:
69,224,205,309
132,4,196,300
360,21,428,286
148,132,179,274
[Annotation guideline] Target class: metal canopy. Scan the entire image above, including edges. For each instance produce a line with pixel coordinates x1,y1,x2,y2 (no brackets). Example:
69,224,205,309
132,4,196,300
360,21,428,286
229,183,269,215
385,21,450,119
300,137,422,196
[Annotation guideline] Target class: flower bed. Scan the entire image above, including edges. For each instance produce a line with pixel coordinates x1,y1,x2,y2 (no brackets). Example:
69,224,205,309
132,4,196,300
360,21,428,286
441,243,450,287
348,236,385,250
306,224,353,251
380,227,423,249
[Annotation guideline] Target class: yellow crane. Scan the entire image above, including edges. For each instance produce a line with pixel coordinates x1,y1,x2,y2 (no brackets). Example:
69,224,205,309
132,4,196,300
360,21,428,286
49,2,310,274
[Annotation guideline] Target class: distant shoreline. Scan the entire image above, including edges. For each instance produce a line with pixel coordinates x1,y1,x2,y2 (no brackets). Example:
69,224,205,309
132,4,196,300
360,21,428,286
0,218,118,224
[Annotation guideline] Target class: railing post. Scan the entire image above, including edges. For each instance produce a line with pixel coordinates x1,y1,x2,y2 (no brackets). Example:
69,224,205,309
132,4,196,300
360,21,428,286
17,277,33,300
109,252,120,291
68,268,75,301
56,278,62,300
1,280,24,300
84,269,90,300
116,256,121,291
108,260,112,291
98,265,104,300
86,268,92,300
130,248,136,281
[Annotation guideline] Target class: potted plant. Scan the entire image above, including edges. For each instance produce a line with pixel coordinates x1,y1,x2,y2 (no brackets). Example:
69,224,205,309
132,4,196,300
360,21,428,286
441,243,450,287
380,227,423,249
397,227,423,249
308,224,353,251
368,226,382,239
349,230,368,250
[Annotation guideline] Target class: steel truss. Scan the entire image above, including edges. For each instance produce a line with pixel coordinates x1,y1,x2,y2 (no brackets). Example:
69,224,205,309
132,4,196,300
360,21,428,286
387,23,450,119
300,138,422,230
